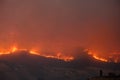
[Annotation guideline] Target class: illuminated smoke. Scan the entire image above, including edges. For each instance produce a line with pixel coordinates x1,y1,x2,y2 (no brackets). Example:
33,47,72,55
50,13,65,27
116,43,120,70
0,0,119,62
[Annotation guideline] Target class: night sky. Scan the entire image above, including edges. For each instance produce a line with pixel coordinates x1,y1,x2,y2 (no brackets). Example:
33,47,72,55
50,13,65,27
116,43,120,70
0,0,120,58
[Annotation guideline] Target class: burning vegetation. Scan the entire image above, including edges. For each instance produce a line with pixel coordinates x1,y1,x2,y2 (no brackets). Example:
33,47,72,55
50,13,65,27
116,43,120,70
0,45,119,63
0,45,74,62
87,49,120,63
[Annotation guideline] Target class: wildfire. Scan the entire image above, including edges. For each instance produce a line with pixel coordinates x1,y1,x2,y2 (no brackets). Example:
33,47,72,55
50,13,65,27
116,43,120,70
43,53,74,61
87,49,109,62
29,51,74,61
11,46,18,52
0,46,74,62
92,55,108,62
30,49,120,62
0,45,119,63
87,49,120,63
29,50,40,56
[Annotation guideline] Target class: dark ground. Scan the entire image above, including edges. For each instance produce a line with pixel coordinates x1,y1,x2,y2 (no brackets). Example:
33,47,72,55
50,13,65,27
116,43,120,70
0,51,120,80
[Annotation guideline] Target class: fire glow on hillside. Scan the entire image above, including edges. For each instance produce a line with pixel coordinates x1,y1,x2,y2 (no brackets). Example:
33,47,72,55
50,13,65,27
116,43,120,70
0,45,119,63
87,49,120,63
0,45,74,61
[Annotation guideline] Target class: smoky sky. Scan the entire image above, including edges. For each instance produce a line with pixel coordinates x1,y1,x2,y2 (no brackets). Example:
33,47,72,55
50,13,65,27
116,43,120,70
0,0,120,56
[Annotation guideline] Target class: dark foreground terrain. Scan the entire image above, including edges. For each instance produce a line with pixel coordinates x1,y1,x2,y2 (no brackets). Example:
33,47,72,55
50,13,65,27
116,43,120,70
0,51,120,80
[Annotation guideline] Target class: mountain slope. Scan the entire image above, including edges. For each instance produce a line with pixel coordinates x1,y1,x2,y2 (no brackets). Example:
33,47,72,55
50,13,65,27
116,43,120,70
0,51,119,80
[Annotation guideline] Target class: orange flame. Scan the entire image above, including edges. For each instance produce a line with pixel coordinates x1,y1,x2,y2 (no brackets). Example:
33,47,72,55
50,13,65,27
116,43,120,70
11,46,18,52
87,49,109,62
92,55,108,62
44,52,74,61
29,50,74,61
87,49,120,63
0,45,119,63
0,45,74,62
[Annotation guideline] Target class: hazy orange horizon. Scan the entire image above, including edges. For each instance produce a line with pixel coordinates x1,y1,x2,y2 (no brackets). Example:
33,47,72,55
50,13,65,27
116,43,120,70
0,0,120,62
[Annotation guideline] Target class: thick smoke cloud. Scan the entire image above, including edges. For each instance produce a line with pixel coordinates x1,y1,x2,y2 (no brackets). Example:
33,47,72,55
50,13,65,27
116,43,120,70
0,0,120,57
